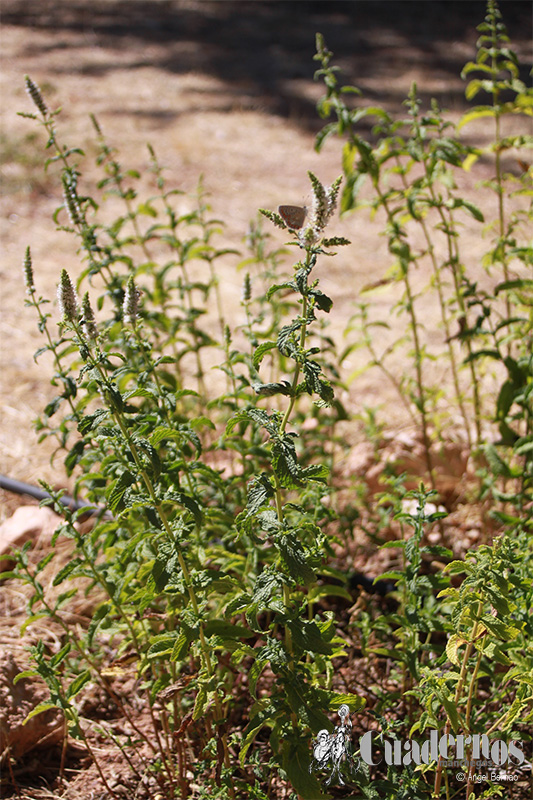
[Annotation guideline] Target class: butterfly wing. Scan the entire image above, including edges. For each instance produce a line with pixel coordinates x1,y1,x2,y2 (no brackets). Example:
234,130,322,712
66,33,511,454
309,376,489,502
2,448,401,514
278,205,307,229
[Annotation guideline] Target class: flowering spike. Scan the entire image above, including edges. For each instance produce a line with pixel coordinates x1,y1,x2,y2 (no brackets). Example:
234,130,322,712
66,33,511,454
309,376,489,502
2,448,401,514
57,270,78,323
24,75,48,118
123,276,140,327
242,273,252,303
62,174,82,227
297,172,342,246
23,246,35,293
81,292,98,340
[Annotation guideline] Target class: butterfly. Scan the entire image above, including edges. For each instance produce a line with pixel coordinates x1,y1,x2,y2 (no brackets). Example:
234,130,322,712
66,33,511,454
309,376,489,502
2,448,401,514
278,205,307,229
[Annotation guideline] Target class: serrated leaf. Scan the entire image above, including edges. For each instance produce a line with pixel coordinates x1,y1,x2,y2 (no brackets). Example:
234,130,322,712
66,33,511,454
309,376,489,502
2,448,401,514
484,443,514,478
107,470,135,513
252,568,284,606
287,619,335,655
276,533,316,586
239,702,275,764
302,463,329,483
171,624,197,661
163,491,202,525
246,474,274,516
266,281,297,300
148,634,178,659
277,320,302,357
88,602,112,646
13,669,38,685
321,691,366,713
458,106,495,128
252,341,277,369
52,558,81,586
446,634,466,666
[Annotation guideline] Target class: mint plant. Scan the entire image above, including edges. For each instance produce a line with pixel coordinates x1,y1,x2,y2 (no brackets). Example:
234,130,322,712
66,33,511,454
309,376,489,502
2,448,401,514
4,4,533,799
313,0,532,496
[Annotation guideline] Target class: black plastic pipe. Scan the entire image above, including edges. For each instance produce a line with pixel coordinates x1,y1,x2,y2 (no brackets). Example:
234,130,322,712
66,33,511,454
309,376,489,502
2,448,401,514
0,474,102,517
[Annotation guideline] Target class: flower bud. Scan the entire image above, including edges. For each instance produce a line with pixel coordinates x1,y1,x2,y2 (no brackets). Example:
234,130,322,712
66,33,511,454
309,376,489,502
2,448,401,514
23,246,35,293
24,75,48,117
242,273,252,302
81,292,98,340
57,269,78,323
62,175,82,227
123,276,140,326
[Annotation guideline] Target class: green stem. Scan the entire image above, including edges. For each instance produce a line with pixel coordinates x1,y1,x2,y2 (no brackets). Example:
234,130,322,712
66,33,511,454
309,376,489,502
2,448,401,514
374,183,437,494
398,150,472,451
433,601,484,798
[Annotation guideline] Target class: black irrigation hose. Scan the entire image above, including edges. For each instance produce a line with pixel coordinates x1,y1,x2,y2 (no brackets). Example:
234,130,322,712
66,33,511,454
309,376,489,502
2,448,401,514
0,473,102,518
349,571,397,597
0,475,396,595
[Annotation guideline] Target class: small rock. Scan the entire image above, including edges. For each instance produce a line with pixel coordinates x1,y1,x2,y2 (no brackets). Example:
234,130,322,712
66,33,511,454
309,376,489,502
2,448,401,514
0,505,60,568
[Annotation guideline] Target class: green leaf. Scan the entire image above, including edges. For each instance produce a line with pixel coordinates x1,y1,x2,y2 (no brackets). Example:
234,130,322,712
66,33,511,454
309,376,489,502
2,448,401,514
302,463,329,483
446,634,466,667
239,701,275,764
484,443,514,478
163,491,203,525
192,684,215,721
446,197,484,222
277,320,302,357
204,620,254,640
441,691,462,735
320,691,366,713
458,106,496,128
253,381,293,397
107,470,135,513
226,406,278,437
171,625,197,661
50,643,71,668
308,584,352,603
272,435,303,489
13,669,38,685
52,558,81,586
276,533,316,586
88,602,112,646
309,289,333,313
495,278,533,294
266,281,297,300
252,568,284,606
246,474,274,516
286,619,335,655
282,734,331,799
148,634,178,659
252,341,277,369
67,670,92,699
23,702,58,724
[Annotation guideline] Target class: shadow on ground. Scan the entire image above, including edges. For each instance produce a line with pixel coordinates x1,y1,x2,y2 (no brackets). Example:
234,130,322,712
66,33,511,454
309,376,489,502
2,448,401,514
4,0,532,130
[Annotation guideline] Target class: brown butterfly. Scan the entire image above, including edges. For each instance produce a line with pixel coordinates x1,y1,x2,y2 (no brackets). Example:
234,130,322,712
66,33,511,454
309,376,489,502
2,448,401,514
278,205,307,229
